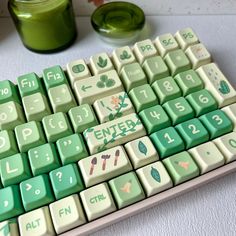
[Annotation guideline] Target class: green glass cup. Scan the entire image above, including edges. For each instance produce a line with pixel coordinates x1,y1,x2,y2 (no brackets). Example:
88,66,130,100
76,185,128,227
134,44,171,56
8,0,77,53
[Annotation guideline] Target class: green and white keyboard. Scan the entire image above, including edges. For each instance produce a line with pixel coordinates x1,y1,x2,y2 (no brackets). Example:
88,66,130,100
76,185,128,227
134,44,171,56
1,28,236,236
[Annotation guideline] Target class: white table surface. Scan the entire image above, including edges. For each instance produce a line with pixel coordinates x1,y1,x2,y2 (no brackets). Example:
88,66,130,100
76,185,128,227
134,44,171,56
0,15,236,236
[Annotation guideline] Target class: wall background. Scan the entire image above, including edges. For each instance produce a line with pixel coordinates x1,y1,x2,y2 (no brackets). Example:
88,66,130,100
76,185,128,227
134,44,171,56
1,0,236,17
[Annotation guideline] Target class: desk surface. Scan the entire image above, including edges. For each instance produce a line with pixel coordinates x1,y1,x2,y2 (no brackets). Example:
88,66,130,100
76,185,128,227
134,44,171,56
0,15,236,236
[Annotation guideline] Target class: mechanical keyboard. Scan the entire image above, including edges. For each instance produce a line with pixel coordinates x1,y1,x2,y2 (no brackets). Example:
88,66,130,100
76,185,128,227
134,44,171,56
0,27,236,236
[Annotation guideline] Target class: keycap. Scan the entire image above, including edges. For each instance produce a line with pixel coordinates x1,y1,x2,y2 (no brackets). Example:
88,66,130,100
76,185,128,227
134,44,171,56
0,80,20,104
20,174,54,211
48,84,76,113
175,27,199,51
68,104,98,133
0,219,19,236
15,121,46,152
139,105,171,134
133,39,158,64
50,164,84,200
120,62,147,91
22,92,51,122
90,52,114,74
150,127,185,159
93,92,134,123
74,70,123,104
0,101,25,130
142,56,169,84
213,132,236,163
18,206,55,236
129,84,158,112
196,63,236,107
136,161,173,197
0,153,31,187
163,151,199,185
152,76,181,104
112,46,136,72
186,89,218,117
174,69,203,96
0,130,18,160
188,142,225,174
0,185,24,222
56,134,88,165
42,112,72,142
78,146,132,187
109,172,145,209
49,194,86,234
28,143,60,176
199,109,233,139
125,136,159,169
80,183,116,221
164,49,191,76
222,103,236,131
155,33,179,57
84,113,146,154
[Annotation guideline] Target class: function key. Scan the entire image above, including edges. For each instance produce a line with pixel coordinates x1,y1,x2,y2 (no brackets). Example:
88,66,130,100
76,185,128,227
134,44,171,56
0,80,20,104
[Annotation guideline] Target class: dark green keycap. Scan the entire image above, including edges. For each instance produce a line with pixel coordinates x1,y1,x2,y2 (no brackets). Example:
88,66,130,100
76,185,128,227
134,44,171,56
0,80,20,104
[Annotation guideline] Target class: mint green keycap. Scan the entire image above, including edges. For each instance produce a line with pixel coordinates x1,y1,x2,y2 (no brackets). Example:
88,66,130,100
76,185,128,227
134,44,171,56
186,89,218,116
150,127,185,158
109,172,145,209
43,65,67,90
0,185,24,221
15,121,46,152
0,153,31,187
22,92,51,122
50,164,84,200
0,101,25,130
139,105,171,134
164,49,191,76
199,110,233,139
152,76,181,104
163,97,194,125
68,104,98,133
120,62,147,91
20,174,54,211
163,151,199,185
175,118,209,149
28,143,60,176
129,84,158,112
17,72,44,97
175,69,203,96
42,112,72,142
56,134,88,165
142,56,169,84
0,80,20,104
0,130,18,160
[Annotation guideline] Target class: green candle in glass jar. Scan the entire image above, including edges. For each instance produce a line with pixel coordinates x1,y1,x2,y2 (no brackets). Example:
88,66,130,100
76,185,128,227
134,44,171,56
8,0,77,53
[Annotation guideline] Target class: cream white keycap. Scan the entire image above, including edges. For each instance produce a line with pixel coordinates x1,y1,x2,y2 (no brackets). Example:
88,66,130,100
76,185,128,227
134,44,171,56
49,194,86,234
112,46,136,72
74,70,124,105
66,59,91,88
196,63,236,107
125,136,159,169
93,91,134,123
0,219,19,236
185,43,211,69
78,146,132,187
83,113,146,154
136,161,173,197
80,183,116,221
90,52,114,75
175,28,199,51
19,206,55,236
133,39,158,64
222,104,236,131
155,33,179,57
213,132,236,163
188,142,224,174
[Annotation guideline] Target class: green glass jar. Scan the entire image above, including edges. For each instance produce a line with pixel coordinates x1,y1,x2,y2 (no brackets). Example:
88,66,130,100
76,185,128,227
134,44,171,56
8,0,77,53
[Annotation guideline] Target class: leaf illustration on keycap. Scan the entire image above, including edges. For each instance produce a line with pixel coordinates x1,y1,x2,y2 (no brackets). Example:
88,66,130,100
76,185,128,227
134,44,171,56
72,64,85,73
96,75,116,88
218,80,230,94
120,50,132,60
97,56,108,68
138,141,147,155
151,167,161,183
